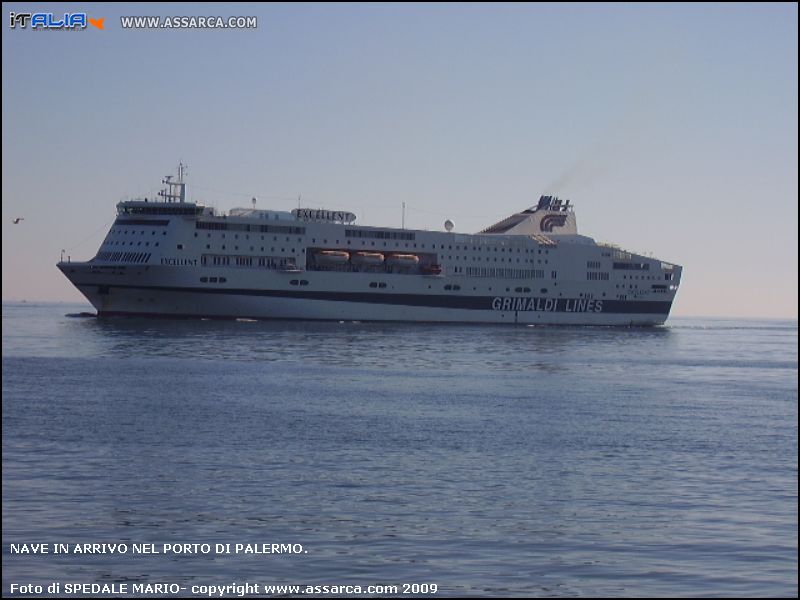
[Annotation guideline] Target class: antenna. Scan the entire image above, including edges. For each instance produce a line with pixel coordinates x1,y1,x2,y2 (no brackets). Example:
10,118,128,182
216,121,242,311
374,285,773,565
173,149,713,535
159,162,188,202
252,197,257,209
402,202,406,229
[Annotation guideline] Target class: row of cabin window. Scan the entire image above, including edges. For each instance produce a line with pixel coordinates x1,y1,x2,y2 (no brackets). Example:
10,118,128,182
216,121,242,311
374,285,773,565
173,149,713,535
105,241,159,247
442,255,548,264
201,255,293,268
110,229,167,236
196,221,305,234
201,245,299,254
613,262,650,270
465,267,551,279
196,232,302,242
95,251,151,263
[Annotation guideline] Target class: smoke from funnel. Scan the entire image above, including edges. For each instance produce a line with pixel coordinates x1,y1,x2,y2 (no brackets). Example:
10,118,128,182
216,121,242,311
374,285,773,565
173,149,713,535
543,76,668,196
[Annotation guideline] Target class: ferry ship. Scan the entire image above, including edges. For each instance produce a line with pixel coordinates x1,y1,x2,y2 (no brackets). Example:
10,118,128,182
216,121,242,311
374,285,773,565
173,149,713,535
57,165,682,325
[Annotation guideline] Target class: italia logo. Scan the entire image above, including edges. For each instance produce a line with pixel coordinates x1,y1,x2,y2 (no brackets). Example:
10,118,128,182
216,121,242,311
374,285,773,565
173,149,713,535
9,12,105,30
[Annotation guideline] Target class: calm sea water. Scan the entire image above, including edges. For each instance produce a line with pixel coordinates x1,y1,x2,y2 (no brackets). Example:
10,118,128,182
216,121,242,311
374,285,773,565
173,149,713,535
2,302,797,597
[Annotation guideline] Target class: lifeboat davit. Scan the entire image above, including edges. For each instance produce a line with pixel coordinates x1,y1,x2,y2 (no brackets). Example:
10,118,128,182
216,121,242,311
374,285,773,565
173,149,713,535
386,254,420,267
351,251,385,266
316,250,350,265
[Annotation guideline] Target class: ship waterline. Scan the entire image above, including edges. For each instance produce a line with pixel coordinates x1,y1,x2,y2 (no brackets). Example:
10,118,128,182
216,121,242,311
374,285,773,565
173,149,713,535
58,165,682,325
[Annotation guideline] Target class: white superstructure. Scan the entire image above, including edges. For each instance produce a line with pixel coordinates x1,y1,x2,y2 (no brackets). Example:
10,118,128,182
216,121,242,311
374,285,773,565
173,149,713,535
58,166,682,325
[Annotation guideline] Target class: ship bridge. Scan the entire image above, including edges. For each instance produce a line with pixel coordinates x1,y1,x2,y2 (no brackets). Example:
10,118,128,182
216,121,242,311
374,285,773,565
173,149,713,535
116,162,208,217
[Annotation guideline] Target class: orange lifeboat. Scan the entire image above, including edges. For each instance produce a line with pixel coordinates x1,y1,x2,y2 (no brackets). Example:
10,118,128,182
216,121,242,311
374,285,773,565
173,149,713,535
351,251,385,266
315,250,350,265
386,254,420,267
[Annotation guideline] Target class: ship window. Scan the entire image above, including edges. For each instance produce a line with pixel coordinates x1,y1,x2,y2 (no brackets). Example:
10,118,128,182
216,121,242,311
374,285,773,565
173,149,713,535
541,288,547,293
369,282,378,288
209,277,218,283
290,279,299,285
177,244,183,250
300,280,309,286
220,277,226,283
200,277,208,283
378,283,387,288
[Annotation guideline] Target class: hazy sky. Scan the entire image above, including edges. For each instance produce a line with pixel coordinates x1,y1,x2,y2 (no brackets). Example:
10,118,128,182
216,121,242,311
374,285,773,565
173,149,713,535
2,3,797,318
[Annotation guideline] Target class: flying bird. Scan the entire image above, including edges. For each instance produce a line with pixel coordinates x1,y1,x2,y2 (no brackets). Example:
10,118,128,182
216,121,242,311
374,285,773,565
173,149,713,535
13,217,24,224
